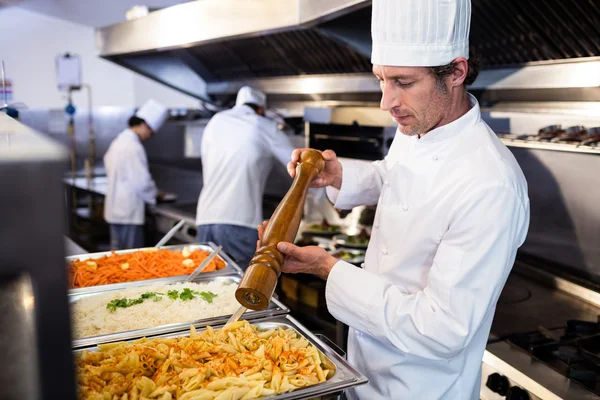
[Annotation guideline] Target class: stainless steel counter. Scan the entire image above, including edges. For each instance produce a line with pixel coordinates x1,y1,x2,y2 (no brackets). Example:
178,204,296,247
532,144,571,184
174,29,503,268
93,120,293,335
490,265,600,339
63,176,108,196
64,237,87,257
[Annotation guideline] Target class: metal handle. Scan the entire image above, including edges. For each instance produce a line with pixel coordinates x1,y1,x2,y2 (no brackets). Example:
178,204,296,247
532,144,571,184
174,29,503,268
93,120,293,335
154,219,186,248
315,333,346,359
186,245,222,282
1,61,7,108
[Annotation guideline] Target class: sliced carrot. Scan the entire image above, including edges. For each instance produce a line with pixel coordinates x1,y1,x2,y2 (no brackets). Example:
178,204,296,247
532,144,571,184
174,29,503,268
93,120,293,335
68,248,226,288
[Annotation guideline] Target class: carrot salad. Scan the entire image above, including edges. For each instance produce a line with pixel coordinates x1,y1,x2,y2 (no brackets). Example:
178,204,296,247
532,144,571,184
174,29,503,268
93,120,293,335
69,247,226,288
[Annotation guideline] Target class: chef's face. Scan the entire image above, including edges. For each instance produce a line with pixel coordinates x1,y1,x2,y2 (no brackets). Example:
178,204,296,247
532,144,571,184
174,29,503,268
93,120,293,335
374,65,453,136
138,122,154,142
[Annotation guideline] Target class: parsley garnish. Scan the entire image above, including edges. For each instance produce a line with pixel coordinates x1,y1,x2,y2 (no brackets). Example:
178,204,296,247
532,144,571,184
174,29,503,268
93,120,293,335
179,288,218,303
105,292,162,312
199,291,217,303
106,289,217,311
179,288,195,301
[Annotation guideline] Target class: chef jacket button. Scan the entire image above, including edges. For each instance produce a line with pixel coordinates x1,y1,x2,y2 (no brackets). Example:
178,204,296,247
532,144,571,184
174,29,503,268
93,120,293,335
374,223,379,229
381,248,388,255
432,156,439,161
402,205,409,211
385,180,390,186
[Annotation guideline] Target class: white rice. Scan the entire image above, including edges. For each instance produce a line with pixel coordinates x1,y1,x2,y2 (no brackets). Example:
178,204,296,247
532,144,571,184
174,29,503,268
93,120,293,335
71,281,242,339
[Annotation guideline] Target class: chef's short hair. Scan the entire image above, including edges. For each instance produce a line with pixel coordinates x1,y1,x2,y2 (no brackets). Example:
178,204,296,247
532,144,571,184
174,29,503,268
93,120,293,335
429,51,481,87
128,116,146,128
244,103,263,114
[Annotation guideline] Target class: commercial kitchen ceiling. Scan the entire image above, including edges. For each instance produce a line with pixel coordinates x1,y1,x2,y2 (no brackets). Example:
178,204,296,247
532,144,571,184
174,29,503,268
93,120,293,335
16,0,189,27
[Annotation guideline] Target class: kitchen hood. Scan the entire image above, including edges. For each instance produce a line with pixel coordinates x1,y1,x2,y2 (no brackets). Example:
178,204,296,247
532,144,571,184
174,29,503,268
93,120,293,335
96,0,600,106
96,0,373,104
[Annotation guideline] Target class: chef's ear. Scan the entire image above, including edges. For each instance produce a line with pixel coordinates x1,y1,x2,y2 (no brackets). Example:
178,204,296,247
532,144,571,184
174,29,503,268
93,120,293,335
450,57,468,88
257,106,265,117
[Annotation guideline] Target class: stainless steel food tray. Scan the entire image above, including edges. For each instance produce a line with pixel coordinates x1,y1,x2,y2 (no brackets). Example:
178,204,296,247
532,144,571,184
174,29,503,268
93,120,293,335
70,274,289,349
74,314,368,400
67,242,242,295
328,248,366,265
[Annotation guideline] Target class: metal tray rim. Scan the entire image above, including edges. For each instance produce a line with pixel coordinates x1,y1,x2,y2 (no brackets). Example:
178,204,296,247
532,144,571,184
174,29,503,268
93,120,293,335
74,314,368,400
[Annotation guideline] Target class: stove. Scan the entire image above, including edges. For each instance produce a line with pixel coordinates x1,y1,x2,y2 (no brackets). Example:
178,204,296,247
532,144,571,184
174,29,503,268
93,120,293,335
481,263,600,400
508,320,600,395
496,125,600,150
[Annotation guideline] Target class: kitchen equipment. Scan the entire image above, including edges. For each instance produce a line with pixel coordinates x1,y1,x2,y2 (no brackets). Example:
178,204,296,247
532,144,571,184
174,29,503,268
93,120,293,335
537,125,564,141
551,125,587,143
235,149,325,311
186,245,222,282
154,219,185,247
329,248,366,265
225,304,248,326
333,233,369,249
0,112,76,399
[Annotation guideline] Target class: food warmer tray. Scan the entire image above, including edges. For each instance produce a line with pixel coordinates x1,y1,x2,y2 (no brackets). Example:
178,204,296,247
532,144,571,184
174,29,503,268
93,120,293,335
74,314,368,400
67,242,243,296
70,274,290,349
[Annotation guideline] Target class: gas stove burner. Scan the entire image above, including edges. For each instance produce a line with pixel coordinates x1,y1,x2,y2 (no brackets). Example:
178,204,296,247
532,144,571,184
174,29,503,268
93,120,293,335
552,125,587,143
587,127,600,138
539,125,562,134
566,126,587,136
537,124,564,141
568,319,600,335
581,127,600,147
507,319,600,395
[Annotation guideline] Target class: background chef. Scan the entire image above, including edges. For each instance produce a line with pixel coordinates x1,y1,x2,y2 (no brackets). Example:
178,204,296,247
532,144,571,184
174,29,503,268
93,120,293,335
196,87,295,270
104,99,169,250
260,0,531,398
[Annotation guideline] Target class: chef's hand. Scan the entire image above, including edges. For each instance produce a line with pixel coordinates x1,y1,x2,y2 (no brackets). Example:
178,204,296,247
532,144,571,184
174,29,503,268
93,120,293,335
256,221,337,280
256,221,268,251
287,149,343,190
277,242,337,280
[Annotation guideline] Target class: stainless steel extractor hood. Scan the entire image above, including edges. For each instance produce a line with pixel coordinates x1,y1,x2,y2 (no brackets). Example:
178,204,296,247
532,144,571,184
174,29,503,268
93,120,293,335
96,0,600,106
96,0,373,104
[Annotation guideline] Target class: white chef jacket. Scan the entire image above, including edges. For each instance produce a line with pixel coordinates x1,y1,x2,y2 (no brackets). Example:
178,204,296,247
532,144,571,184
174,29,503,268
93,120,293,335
196,105,294,228
326,95,530,399
103,129,157,225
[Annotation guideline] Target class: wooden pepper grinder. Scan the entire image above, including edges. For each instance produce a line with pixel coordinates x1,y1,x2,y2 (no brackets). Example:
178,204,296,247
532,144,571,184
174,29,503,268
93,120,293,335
235,149,325,310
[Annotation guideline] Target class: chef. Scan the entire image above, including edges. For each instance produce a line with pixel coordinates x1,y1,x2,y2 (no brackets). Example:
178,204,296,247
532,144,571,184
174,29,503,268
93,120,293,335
196,87,295,270
104,99,169,250
262,0,531,398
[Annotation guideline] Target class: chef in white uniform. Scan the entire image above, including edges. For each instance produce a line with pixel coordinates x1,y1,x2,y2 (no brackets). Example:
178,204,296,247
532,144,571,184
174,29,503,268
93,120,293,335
104,99,169,250
262,0,531,398
196,87,295,270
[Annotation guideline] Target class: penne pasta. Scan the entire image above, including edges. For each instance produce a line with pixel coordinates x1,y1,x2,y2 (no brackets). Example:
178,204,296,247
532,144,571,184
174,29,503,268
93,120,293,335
76,321,333,400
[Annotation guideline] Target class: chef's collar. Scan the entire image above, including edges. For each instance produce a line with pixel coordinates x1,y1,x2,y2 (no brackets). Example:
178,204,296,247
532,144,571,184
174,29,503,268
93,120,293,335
413,93,480,145
236,104,257,114
124,128,141,142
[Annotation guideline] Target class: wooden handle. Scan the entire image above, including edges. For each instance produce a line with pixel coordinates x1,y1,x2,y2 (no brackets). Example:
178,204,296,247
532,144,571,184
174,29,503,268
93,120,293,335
235,149,325,310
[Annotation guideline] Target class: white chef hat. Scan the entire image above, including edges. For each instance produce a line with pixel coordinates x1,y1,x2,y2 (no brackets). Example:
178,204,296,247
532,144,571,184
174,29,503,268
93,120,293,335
371,0,471,67
236,86,267,108
135,99,169,132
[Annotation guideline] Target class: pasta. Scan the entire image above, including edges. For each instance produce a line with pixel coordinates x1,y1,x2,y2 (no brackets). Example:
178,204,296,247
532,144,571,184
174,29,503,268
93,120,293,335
69,247,226,288
76,321,334,400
